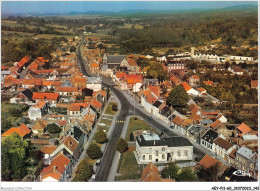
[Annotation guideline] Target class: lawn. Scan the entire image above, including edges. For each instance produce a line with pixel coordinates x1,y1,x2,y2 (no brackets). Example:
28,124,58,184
116,148,141,181
104,103,117,115
126,117,154,141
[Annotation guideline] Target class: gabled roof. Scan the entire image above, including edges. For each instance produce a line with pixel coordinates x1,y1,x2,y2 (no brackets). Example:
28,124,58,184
1,123,31,137
201,129,218,143
107,55,126,63
236,146,256,160
17,55,30,68
251,80,258,88
63,135,79,153
148,85,160,97
198,154,222,169
213,137,234,151
203,80,213,86
182,82,192,91
197,87,206,92
33,119,48,130
40,146,57,154
32,92,59,100
237,123,252,135
56,87,78,92
34,100,47,109
211,120,224,130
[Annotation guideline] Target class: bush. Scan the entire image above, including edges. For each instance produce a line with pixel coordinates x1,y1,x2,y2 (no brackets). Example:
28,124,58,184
129,132,134,141
45,123,61,133
73,159,93,181
95,130,107,144
87,143,102,159
112,103,118,111
116,137,128,153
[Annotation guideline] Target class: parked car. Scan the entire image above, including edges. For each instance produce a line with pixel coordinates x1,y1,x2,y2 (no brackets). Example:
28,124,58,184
170,125,174,129
148,116,153,120
96,159,101,167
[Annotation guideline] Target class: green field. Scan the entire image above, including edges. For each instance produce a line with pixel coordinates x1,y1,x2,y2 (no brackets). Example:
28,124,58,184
104,103,117,115
116,148,141,181
126,117,155,141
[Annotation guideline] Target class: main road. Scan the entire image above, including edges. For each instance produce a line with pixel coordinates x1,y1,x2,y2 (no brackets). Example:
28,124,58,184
77,36,206,181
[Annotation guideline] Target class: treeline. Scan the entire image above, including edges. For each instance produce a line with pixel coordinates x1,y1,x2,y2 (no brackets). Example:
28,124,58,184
2,25,71,35
1,36,68,63
118,11,258,53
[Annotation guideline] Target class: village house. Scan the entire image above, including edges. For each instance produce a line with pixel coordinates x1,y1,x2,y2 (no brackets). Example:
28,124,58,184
56,87,79,96
1,123,31,140
140,162,173,182
16,55,31,73
31,118,48,134
135,133,193,164
41,145,58,159
201,129,218,151
182,82,199,96
10,89,34,105
89,62,100,73
141,89,158,114
28,101,49,120
186,124,207,143
251,80,258,89
212,137,236,162
188,75,200,87
234,146,258,179
32,92,59,104
86,76,102,92
228,66,244,75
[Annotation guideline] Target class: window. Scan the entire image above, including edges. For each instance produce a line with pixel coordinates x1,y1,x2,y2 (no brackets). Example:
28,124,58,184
143,155,145,160
162,154,165,159
149,148,152,154
171,152,173,156
162,147,165,152
177,151,181,157
156,151,158,156
184,151,188,156
149,155,152,160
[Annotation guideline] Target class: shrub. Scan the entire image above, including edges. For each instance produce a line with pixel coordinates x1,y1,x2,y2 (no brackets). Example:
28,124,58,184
112,103,118,111
45,123,61,133
87,143,102,159
116,137,128,153
95,130,107,144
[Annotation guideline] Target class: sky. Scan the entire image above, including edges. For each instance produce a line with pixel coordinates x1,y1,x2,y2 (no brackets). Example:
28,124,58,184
1,1,258,15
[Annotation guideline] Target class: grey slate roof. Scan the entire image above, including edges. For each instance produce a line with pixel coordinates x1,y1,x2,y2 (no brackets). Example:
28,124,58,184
236,146,254,160
61,80,74,87
201,129,218,143
21,89,33,101
73,126,84,142
153,100,162,108
137,135,193,147
107,55,126,64
159,105,171,117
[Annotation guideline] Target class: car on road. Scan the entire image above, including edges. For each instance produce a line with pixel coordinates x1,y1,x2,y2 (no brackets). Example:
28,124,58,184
148,116,153,120
96,159,101,167
169,125,174,129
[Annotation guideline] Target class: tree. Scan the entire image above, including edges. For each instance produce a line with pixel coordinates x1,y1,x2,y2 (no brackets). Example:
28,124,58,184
1,133,29,180
87,143,102,159
73,158,93,181
197,163,220,181
116,137,128,153
1,146,12,181
45,123,61,133
129,132,134,141
167,85,188,107
137,57,150,68
112,103,118,111
224,62,230,69
95,130,107,144
176,168,198,182
161,162,179,179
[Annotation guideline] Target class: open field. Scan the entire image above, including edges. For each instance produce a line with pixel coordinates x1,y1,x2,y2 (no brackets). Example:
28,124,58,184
126,117,156,141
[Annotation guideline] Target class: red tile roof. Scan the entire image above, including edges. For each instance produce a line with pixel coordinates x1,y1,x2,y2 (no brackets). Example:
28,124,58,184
34,100,47,109
197,87,206,93
17,55,30,68
191,75,200,80
203,80,213,86
213,137,234,151
40,146,57,154
2,123,31,138
182,82,192,91
198,154,222,169
63,135,79,153
22,79,44,86
251,80,258,88
32,92,59,100
211,120,224,130
56,87,78,92
237,123,252,135
148,85,160,98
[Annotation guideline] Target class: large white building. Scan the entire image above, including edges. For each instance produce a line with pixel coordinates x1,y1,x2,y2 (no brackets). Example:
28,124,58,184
135,133,193,164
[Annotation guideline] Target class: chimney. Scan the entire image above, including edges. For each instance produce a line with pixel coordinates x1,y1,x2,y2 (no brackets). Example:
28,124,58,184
154,141,155,145
53,166,57,173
